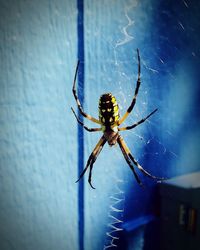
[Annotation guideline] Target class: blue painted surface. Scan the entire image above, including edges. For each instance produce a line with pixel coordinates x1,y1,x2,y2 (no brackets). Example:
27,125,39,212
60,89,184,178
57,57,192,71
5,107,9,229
77,1,85,250
0,1,78,250
0,0,200,250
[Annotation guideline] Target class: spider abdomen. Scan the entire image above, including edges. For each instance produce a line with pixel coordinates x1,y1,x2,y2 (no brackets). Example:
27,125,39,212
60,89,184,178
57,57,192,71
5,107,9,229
98,93,120,128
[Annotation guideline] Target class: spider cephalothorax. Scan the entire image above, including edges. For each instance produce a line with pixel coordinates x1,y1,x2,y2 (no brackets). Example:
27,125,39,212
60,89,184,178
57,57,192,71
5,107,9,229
71,49,165,189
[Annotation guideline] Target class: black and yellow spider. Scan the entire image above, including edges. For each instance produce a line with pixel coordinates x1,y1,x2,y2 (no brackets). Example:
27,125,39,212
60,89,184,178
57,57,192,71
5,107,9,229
71,49,164,189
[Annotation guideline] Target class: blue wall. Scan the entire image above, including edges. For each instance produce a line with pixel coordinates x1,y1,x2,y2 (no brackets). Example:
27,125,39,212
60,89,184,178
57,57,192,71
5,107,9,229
0,0,200,250
0,1,78,249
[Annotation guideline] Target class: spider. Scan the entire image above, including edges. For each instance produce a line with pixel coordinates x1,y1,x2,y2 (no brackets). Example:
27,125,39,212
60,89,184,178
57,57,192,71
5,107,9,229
71,49,165,189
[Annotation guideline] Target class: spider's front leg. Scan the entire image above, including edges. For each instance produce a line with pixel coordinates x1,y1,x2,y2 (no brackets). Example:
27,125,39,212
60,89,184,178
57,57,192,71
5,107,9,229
71,108,101,132
76,135,107,189
119,108,158,131
118,49,141,126
72,60,101,124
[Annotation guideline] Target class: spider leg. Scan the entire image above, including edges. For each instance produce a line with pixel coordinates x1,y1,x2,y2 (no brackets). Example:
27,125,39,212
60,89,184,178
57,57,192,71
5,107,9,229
71,107,102,132
76,135,107,188
128,153,166,180
88,163,95,189
119,108,158,131
118,49,141,125
88,139,106,189
72,61,101,124
117,135,142,186
118,136,166,180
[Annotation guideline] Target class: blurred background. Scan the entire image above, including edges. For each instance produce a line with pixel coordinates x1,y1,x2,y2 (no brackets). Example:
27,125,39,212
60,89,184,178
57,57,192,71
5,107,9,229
0,0,200,250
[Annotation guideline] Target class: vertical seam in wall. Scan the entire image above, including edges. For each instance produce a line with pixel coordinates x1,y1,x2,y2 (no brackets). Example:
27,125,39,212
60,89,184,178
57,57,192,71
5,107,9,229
77,0,84,250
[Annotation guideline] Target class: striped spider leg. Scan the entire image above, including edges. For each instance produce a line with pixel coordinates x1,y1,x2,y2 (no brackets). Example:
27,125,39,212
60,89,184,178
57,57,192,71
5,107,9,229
118,108,158,131
72,60,101,125
117,48,141,126
117,136,166,186
76,136,107,189
71,107,101,132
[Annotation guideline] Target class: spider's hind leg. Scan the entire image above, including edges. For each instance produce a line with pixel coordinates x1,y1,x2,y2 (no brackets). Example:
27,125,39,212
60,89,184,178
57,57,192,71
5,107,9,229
88,162,95,189
128,153,166,180
76,135,107,189
118,135,166,181
117,136,142,186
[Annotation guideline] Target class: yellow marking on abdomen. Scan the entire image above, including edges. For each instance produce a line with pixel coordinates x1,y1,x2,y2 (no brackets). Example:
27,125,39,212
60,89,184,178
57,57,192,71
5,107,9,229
98,93,120,126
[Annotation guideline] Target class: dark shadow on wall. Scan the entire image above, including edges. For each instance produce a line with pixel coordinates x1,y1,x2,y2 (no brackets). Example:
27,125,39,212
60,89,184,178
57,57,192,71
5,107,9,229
120,0,200,248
